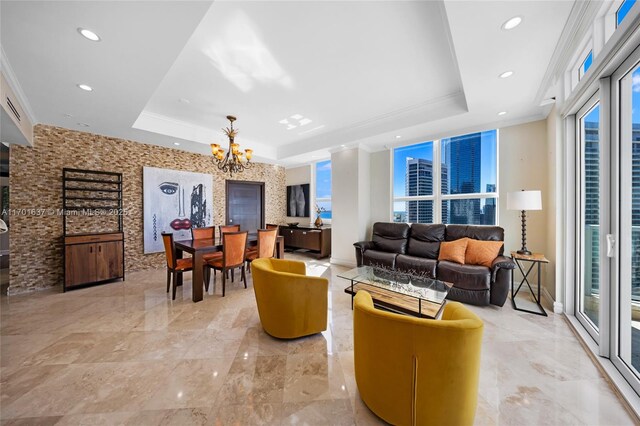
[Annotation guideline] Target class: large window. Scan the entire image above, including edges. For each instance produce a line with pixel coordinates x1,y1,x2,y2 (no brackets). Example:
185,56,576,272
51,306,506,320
315,160,332,220
393,130,498,225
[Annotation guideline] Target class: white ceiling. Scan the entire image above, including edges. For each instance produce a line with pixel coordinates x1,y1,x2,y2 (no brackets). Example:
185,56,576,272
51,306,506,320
1,1,574,166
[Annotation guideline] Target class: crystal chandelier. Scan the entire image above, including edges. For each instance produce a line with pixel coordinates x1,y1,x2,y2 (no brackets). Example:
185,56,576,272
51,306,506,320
210,115,253,176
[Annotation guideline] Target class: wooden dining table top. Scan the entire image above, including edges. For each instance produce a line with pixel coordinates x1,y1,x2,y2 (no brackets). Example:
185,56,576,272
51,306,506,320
174,234,283,252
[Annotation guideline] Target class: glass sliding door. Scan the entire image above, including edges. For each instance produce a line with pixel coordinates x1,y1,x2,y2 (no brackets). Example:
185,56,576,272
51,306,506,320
617,61,640,384
578,99,602,338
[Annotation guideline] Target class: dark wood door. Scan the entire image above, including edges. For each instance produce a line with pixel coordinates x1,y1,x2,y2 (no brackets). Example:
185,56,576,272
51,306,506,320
226,181,264,233
96,241,124,281
65,243,96,286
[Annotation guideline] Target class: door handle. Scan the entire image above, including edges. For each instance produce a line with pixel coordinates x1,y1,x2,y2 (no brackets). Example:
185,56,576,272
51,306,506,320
98,245,101,253
89,246,93,253
229,219,233,223
606,234,615,258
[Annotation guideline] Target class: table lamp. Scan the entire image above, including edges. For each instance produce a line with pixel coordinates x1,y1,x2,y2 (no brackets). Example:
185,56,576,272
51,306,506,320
507,190,542,255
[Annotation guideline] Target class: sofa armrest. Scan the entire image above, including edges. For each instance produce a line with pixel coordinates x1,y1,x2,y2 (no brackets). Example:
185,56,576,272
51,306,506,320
354,241,375,251
491,256,515,271
354,241,375,267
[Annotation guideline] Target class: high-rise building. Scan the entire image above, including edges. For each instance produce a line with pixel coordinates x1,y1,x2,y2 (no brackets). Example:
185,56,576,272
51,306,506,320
442,133,482,224
405,158,433,223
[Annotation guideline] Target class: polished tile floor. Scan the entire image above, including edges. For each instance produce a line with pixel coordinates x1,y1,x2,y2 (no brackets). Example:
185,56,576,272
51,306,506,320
0,255,635,425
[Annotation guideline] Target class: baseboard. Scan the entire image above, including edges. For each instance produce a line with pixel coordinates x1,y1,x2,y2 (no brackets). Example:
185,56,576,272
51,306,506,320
330,257,356,268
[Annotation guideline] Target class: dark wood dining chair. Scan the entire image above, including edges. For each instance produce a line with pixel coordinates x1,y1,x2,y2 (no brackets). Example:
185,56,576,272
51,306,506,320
162,232,193,300
246,228,278,271
205,231,248,297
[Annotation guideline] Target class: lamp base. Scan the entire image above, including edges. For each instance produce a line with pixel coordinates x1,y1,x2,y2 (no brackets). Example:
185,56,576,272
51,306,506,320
516,249,532,256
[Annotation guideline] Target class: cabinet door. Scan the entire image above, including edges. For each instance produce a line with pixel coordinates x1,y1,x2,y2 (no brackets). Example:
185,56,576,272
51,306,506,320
65,244,96,286
282,229,296,247
96,241,124,281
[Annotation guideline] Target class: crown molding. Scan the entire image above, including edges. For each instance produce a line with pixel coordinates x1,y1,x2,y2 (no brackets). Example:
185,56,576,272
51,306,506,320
535,1,603,105
0,45,37,124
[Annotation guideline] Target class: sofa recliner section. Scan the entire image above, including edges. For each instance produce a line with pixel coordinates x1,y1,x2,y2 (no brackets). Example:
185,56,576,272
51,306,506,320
354,222,516,307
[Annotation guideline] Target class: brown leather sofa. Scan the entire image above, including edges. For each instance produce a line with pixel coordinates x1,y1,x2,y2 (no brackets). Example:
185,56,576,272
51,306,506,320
353,222,516,306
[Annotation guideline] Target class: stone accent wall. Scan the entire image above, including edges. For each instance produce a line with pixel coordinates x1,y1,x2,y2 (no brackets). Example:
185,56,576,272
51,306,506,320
8,125,287,295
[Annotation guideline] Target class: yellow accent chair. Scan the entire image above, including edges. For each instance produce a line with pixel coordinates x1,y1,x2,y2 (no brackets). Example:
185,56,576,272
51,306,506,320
251,258,328,339
353,291,483,426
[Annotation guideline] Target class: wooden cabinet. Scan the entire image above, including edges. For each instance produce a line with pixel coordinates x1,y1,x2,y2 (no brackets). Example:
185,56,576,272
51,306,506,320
279,226,331,258
64,232,124,291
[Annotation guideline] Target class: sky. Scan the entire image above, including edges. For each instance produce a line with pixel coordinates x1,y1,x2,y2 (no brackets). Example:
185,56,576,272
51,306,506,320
316,160,331,199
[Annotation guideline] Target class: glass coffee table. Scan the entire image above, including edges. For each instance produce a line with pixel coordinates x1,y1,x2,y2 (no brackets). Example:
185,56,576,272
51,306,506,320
339,266,452,319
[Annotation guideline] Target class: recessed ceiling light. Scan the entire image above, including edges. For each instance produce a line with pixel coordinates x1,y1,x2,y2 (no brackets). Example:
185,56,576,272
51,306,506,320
290,114,303,120
341,144,346,148
499,71,514,79
174,142,180,146
498,111,507,116
395,135,402,139
77,28,101,42
77,84,93,92
502,16,522,30
63,113,73,118
77,123,90,127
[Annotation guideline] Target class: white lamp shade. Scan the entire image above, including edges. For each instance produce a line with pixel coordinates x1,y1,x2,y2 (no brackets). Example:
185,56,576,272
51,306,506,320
507,190,542,211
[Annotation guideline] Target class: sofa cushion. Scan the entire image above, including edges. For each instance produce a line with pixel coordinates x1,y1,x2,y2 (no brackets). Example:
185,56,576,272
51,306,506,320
446,225,505,255
395,254,437,278
372,222,410,254
407,224,445,259
363,250,398,269
438,238,468,264
437,260,490,291
465,239,503,268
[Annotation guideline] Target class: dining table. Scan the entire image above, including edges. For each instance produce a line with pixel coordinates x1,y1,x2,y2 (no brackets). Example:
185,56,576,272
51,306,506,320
174,234,285,302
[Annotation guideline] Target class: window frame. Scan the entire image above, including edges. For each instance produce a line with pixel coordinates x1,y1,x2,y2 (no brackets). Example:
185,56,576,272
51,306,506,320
391,130,499,225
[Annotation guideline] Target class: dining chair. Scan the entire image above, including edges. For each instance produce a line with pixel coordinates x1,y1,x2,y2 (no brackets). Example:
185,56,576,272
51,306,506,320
219,224,240,235
191,226,221,287
266,224,279,231
191,226,215,240
205,231,248,297
246,228,278,271
162,232,193,300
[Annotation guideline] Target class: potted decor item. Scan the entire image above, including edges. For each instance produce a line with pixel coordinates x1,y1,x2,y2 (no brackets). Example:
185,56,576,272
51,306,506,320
314,204,326,228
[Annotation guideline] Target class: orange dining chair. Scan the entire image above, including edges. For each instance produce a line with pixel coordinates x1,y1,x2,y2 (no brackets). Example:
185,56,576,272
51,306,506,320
205,231,248,297
246,228,278,271
266,224,279,231
162,232,193,300
192,226,222,287
220,224,240,235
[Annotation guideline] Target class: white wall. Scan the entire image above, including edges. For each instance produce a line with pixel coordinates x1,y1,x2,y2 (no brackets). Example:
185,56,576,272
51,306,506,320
499,119,552,294
369,150,392,237
331,147,371,266
285,165,312,225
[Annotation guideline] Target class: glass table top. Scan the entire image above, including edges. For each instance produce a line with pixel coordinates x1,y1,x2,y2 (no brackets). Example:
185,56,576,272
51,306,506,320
338,266,452,305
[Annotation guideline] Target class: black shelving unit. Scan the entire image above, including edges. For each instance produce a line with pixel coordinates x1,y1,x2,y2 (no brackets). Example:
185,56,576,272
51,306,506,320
62,168,125,291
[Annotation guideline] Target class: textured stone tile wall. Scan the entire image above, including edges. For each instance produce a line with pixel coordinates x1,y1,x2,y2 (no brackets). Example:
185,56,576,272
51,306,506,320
8,125,287,294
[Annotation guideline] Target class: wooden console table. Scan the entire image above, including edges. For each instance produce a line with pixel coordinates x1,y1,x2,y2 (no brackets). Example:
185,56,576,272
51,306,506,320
279,225,331,258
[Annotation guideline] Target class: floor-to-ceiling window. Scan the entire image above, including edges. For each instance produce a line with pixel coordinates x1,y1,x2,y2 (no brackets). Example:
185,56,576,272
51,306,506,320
614,53,640,393
315,160,332,221
577,99,602,336
392,130,498,224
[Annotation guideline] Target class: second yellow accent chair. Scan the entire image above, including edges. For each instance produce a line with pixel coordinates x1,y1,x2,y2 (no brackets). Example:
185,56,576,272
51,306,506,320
353,291,483,426
251,258,328,339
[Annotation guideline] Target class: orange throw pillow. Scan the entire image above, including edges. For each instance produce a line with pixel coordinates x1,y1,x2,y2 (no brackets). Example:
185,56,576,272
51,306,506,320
438,238,468,264
465,239,503,268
